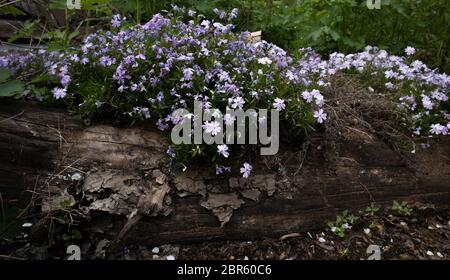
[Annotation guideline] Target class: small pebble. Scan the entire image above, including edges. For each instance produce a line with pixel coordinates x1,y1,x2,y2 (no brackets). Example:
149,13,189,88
22,223,32,228
318,237,326,243
151,247,160,254
437,252,443,258
426,251,434,256
166,255,175,260
428,225,434,230
243,256,249,260
400,222,407,226
363,228,371,234
435,224,442,228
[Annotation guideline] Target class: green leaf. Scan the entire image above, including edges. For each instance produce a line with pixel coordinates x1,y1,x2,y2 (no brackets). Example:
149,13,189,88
0,68,11,83
0,80,24,97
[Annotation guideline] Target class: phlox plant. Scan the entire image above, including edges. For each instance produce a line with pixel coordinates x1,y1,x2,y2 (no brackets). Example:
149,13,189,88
0,7,326,177
1,6,449,177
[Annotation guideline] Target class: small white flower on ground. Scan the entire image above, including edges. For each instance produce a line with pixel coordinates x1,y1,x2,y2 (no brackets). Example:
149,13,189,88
426,251,434,256
166,255,175,260
314,109,327,124
342,223,351,229
151,247,159,254
331,227,337,232
363,228,371,234
318,237,326,243
437,252,443,258
217,144,229,158
240,162,252,178
22,223,32,227
272,98,286,111
405,46,416,56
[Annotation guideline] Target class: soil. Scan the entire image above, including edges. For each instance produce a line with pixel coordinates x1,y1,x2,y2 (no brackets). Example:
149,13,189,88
1,203,448,260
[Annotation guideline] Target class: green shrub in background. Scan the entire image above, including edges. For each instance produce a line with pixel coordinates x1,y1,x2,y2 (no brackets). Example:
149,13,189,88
106,0,450,72
4,0,450,72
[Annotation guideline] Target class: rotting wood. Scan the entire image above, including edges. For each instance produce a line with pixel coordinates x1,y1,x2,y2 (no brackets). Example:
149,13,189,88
0,101,449,244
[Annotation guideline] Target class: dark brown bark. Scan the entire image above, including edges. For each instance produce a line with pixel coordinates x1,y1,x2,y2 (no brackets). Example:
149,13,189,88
0,101,449,244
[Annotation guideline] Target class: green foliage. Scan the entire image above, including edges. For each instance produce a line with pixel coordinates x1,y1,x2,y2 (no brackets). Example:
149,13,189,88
392,200,412,216
327,210,359,237
0,67,24,98
105,0,450,71
365,203,380,216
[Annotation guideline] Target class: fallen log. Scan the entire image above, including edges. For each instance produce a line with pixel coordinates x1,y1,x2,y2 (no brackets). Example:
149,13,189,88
0,101,449,245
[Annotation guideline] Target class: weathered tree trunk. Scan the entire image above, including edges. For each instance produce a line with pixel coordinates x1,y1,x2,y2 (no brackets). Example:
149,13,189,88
1,101,449,245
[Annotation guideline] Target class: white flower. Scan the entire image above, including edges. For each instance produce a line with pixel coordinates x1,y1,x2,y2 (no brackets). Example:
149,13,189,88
405,46,416,56
217,144,229,158
240,162,252,178
363,228,371,235
272,98,286,111
229,96,245,109
318,237,326,243
203,121,222,136
257,57,272,65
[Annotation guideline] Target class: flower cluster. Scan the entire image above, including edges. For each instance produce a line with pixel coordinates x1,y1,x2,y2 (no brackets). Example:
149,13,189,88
0,7,325,177
1,7,448,177
320,46,450,137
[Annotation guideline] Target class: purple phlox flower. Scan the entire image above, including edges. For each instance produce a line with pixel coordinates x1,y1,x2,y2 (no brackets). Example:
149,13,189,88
216,165,231,175
314,108,327,124
421,95,434,110
301,90,313,103
273,98,286,111
229,96,245,109
430,124,448,135
217,144,229,158
203,121,222,136
182,68,194,81
240,162,252,178
111,14,124,28
52,87,67,99
405,46,416,56
229,8,239,20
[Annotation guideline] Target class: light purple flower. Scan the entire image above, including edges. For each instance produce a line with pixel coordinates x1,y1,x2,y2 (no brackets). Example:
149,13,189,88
217,144,229,158
405,46,416,56
52,87,67,99
203,121,222,136
273,98,286,111
229,96,245,109
314,109,327,124
240,162,252,178
430,124,448,135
